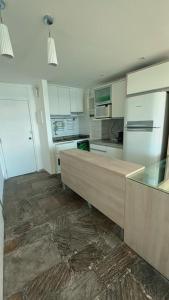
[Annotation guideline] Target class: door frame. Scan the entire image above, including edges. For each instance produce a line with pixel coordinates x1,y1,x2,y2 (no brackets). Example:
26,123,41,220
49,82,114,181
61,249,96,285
0,84,40,179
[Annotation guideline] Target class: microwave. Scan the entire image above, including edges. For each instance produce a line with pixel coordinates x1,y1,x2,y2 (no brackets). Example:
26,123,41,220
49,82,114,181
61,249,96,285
95,104,112,119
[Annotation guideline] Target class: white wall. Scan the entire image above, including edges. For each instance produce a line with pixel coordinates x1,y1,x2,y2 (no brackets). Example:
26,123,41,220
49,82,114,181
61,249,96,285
35,80,55,174
79,90,90,135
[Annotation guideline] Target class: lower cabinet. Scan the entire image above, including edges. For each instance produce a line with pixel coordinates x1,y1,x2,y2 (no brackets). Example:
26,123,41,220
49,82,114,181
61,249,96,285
90,144,107,156
105,146,123,160
90,144,123,159
125,179,169,280
55,141,77,174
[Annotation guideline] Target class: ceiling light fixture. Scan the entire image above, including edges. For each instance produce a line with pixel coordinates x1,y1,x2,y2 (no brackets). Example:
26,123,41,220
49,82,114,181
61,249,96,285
0,0,14,58
43,15,58,66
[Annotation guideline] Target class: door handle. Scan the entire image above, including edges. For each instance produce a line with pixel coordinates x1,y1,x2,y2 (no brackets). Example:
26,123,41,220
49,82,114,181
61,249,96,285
91,148,106,153
29,137,32,140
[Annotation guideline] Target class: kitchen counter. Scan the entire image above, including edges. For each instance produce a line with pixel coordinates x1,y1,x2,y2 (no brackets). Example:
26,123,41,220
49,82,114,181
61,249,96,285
53,134,89,143
61,149,143,177
90,139,123,149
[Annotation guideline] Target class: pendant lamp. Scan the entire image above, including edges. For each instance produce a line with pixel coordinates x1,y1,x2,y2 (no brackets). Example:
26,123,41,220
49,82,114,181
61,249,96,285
0,0,14,58
43,15,58,66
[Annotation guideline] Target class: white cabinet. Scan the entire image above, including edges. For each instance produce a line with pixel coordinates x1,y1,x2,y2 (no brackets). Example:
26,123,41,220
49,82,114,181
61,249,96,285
58,86,71,115
48,85,83,115
70,87,83,113
55,141,77,153
48,85,57,114
55,141,77,173
127,61,169,95
90,144,123,159
105,146,123,160
111,79,126,118
92,79,126,118
90,144,107,156
48,85,71,115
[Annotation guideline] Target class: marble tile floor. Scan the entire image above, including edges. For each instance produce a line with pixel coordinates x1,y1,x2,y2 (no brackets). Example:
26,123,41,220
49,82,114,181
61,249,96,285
3,171,169,300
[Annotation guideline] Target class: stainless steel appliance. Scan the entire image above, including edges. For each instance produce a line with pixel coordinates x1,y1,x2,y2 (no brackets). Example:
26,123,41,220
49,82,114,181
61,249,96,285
123,91,169,166
95,104,112,119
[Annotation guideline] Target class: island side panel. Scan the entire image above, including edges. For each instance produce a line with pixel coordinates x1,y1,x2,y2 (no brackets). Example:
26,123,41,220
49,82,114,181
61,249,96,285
125,179,169,280
60,151,125,228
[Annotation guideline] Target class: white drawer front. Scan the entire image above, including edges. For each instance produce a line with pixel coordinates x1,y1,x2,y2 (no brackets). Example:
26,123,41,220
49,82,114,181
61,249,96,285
105,147,123,160
55,142,77,153
90,144,106,152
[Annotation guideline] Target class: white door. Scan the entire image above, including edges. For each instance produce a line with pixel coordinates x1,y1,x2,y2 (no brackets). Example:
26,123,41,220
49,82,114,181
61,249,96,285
0,100,36,178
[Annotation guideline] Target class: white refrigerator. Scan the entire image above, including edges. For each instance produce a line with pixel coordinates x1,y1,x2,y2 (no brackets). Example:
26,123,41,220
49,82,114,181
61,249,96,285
123,91,169,167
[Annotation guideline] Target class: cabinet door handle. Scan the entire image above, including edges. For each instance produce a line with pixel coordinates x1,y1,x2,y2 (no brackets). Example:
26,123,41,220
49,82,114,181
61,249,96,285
91,148,106,153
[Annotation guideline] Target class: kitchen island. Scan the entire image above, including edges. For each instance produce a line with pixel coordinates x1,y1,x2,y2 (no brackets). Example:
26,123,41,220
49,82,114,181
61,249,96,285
61,150,169,281
60,149,144,228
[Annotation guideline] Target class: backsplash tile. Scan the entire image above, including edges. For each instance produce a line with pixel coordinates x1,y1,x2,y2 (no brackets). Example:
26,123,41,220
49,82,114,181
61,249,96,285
79,115,90,135
89,119,102,139
102,118,124,142
51,116,79,137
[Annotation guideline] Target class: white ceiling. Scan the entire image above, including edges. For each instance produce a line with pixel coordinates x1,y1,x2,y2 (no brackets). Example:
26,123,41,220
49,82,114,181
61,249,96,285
1,0,169,88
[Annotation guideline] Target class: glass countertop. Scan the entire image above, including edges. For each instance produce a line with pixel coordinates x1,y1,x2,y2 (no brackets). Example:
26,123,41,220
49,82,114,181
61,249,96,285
128,157,169,194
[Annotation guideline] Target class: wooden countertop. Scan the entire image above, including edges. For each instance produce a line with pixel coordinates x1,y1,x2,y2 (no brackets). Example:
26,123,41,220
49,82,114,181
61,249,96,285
61,149,144,177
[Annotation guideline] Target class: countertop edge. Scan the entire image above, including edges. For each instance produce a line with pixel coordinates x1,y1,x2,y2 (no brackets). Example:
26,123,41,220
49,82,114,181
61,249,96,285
60,149,144,178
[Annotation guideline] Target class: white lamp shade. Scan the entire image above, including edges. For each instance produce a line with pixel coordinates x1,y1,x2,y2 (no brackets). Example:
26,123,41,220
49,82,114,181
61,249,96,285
0,23,14,58
48,36,58,66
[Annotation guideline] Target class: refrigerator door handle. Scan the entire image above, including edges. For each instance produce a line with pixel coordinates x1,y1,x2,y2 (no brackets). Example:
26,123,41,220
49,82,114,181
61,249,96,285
126,120,154,128
126,127,153,132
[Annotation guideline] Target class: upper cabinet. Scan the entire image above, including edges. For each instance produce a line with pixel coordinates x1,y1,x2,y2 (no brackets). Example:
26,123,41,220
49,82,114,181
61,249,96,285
48,85,70,115
111,79,126,118
48,85,84,115
127,61,169,95
57,86,71,115
93,79,126,118
70,87,83,113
